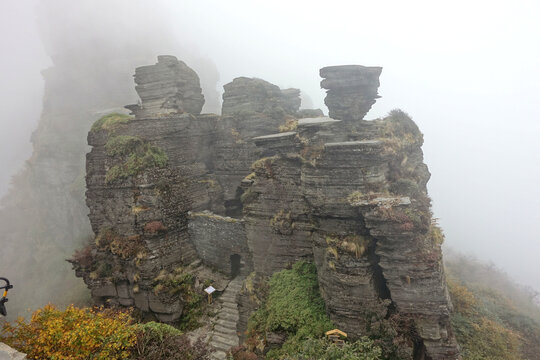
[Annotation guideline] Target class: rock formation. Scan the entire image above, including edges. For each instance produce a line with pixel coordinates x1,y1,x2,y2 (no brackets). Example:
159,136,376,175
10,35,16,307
72,57,459,359
128,55,205,117
72,56,301,321
320,65,382,121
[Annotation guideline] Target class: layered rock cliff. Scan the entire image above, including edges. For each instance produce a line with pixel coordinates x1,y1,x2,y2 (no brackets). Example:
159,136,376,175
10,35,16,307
72,57,459,359
0,32,222,320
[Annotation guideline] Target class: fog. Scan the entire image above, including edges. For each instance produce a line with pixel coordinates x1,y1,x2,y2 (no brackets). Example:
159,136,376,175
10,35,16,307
1,0,539,312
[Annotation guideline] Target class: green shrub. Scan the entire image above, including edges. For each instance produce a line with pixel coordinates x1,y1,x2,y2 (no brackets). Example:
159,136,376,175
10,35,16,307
91,113,131,132
282,337,382,360
153,268,203,330
347,191,365,204
94,228,147,260
105,138,168,183
105,135,144,156
251,156,277,177
136,321,182,340
446,251,540,359
377,109,423,154
132,322,208,360
247,262,334,359
0,305,209,360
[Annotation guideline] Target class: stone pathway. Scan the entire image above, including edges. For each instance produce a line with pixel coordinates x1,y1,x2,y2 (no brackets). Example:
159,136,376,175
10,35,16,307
208,276,244,360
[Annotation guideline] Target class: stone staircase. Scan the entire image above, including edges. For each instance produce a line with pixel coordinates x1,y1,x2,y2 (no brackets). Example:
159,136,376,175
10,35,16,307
208,276,244,360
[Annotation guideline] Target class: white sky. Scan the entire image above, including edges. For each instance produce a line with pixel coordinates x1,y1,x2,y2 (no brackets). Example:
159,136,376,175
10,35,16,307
1,0,539,290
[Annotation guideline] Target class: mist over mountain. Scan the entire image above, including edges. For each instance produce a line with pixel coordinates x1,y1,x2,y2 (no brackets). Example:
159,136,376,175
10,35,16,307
0,0,222,319
0,0,538,329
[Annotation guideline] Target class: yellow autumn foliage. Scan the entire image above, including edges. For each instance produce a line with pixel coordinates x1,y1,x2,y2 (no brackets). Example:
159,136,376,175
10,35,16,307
1,304,137,360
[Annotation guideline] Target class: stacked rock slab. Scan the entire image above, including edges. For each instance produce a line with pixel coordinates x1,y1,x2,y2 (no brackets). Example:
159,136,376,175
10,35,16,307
242,66,459,359
74,58,222,322
215,77,301,216
242,135,313,277
320,65,382,121
128,55,205,117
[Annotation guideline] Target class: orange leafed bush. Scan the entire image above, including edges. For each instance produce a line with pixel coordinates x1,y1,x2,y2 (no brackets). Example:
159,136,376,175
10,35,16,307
1,304,137,360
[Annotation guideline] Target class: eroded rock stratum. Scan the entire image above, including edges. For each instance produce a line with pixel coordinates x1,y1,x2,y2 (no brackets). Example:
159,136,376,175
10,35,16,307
71,55,460,359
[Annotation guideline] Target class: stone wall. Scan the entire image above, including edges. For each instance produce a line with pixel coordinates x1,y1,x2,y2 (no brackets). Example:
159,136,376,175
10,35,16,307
188,211,253,277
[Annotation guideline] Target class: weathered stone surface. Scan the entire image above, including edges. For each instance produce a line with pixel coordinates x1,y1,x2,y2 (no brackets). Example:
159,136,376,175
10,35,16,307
215,77,302,216
222,77,299,117
129,55,205,117
188,211,252,277
296,108,324,118
0,343,26,360
252,132,300,158
241,107,459,358
280,88,302,114
320,65,382,121
75,81,221,321
243,154,314,277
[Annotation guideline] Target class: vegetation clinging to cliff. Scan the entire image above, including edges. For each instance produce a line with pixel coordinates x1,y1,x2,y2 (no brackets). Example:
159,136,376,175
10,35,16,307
377,109,423,154
153,267,204,330
246,262,334,358
445,251,540,360
241,262,388,360
105,135,168,183
279,118,298,132
91,113,131,132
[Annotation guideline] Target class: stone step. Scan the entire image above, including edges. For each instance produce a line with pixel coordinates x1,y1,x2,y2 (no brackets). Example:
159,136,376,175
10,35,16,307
209,338,233,352
216,318,237,328
218,311,239,322
219,294,237,303
208,276,244,359
211,333,239,348
214,324,238,336
221,302,238,310
210,351,227,360
219,305,238,313
227,282,243,290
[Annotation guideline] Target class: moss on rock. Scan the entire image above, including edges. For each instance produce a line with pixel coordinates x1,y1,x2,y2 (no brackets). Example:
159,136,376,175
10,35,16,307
91,113,131,132
105,137,168,183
